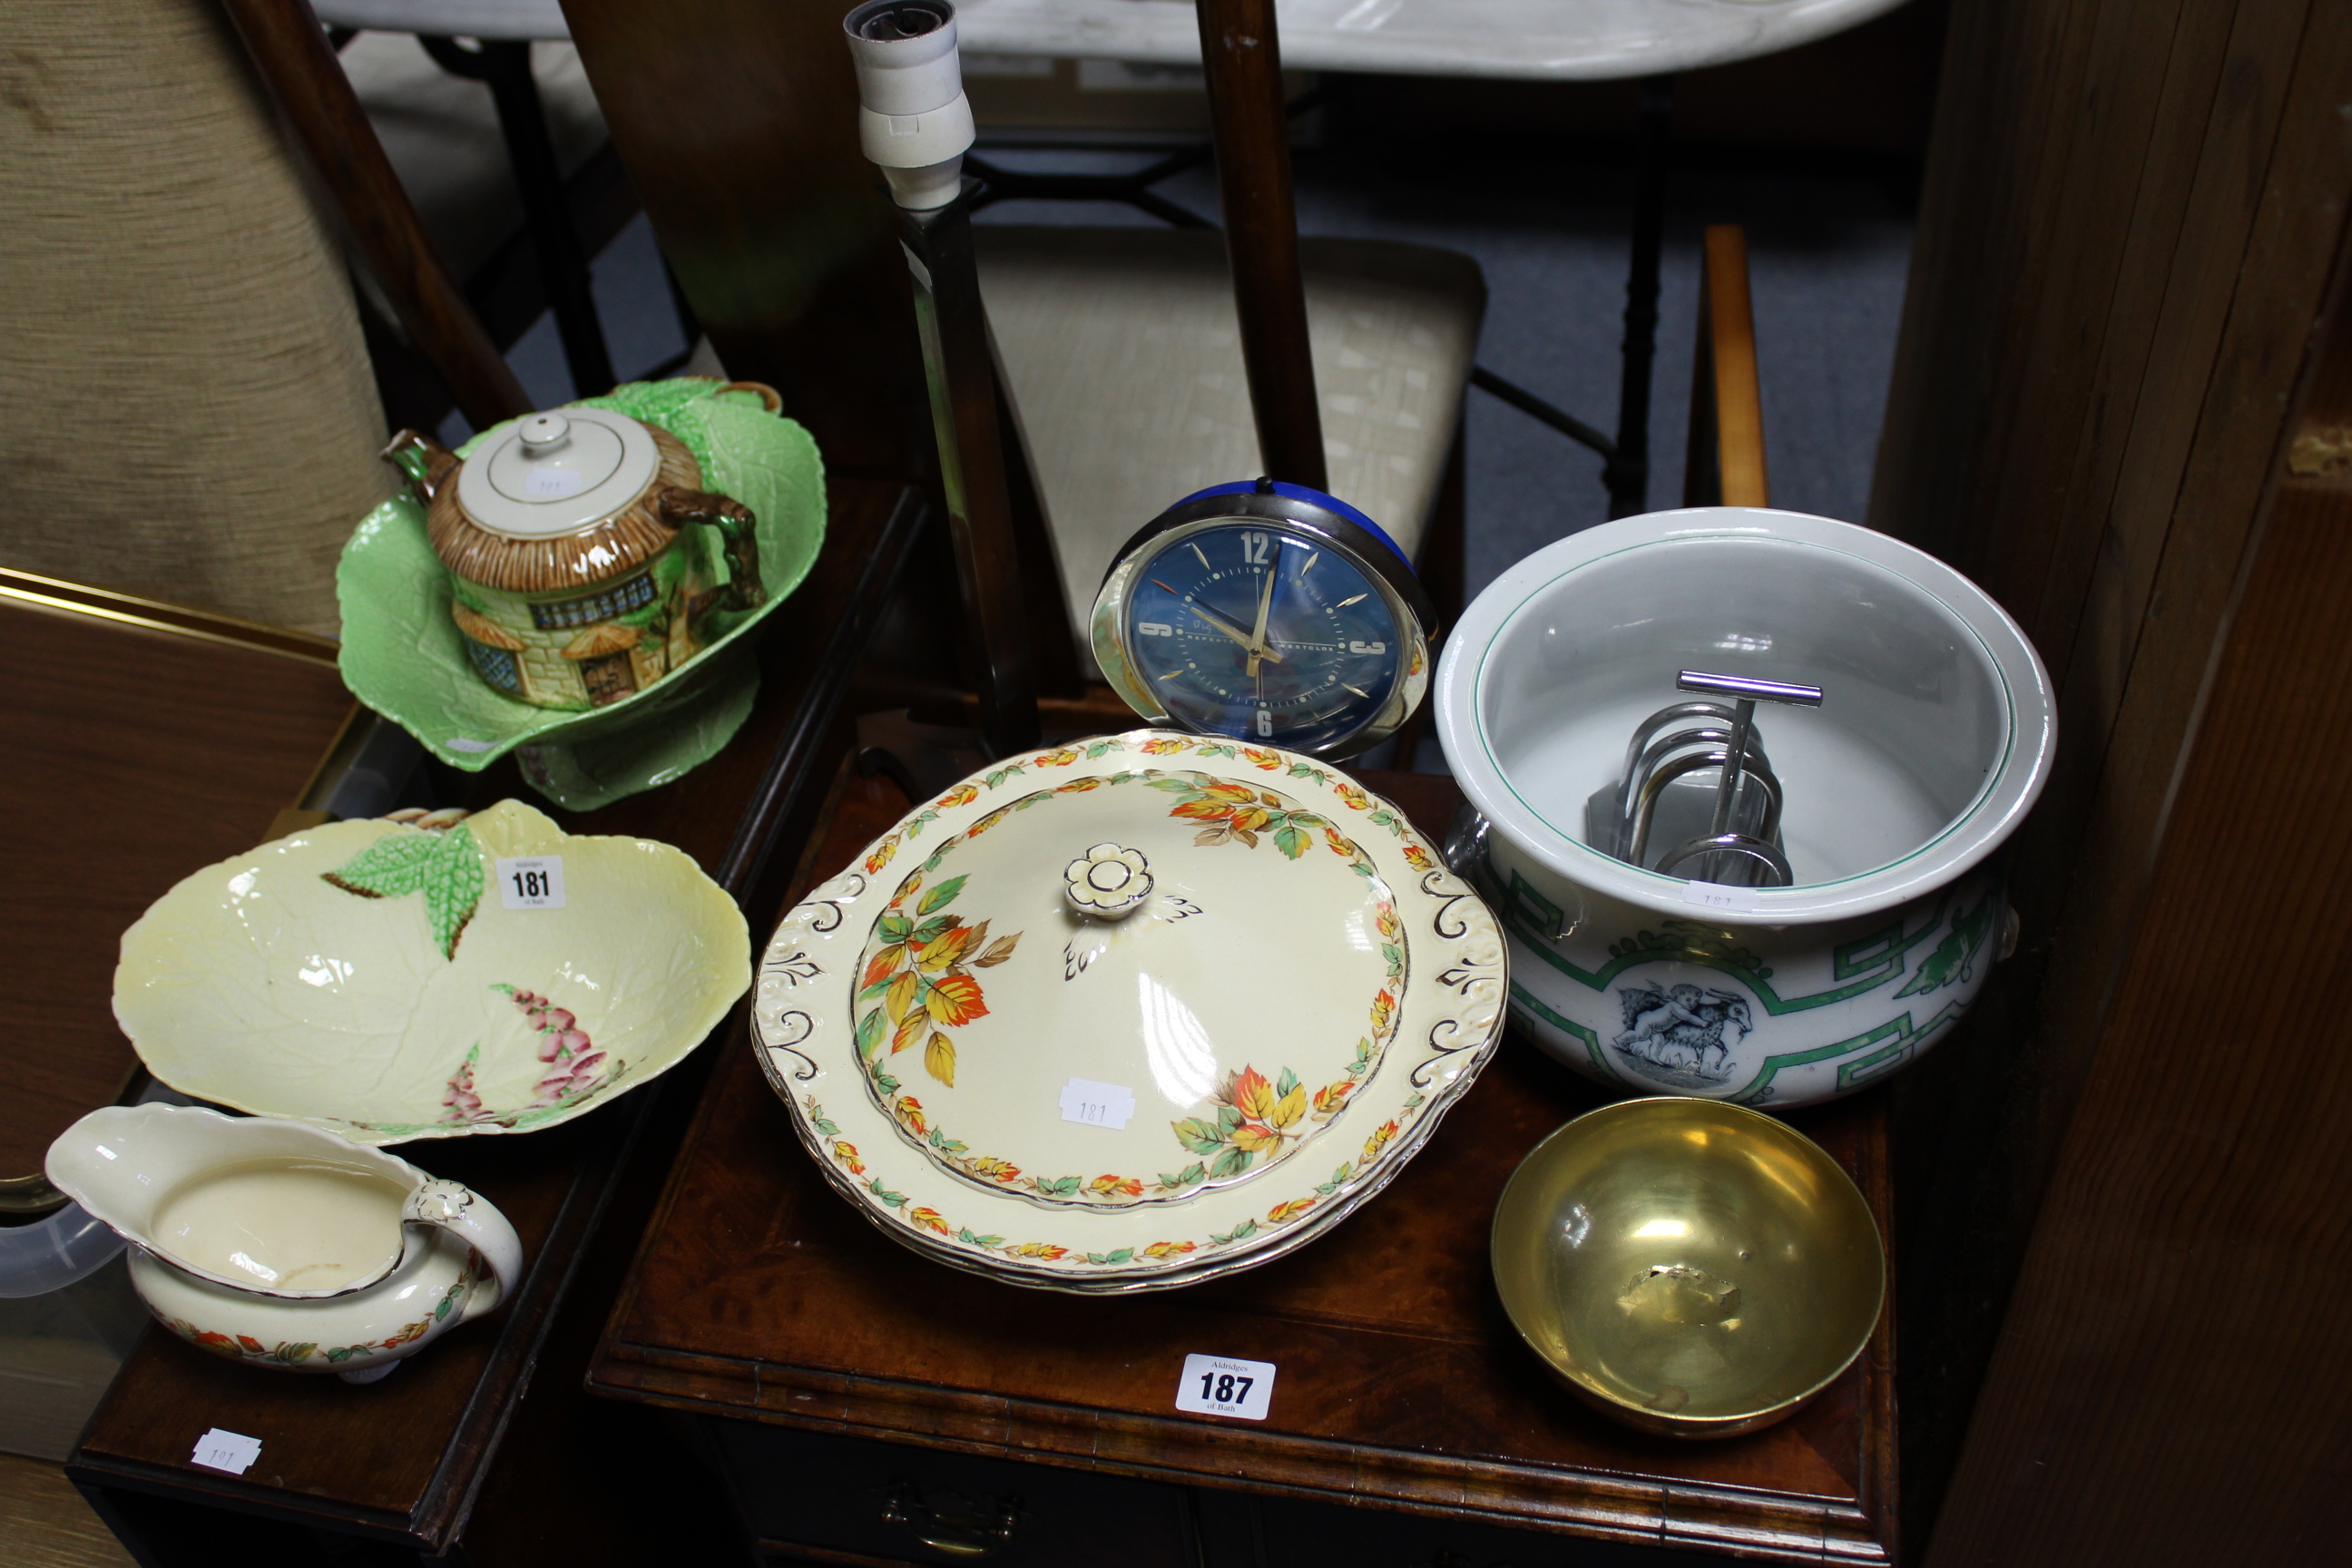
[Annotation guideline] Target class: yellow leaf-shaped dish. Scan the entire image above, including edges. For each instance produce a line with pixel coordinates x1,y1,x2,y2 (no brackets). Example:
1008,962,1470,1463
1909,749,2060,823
114,801,749,1144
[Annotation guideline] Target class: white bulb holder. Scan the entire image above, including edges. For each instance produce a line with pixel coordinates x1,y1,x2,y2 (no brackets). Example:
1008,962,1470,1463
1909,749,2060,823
844,0,974,210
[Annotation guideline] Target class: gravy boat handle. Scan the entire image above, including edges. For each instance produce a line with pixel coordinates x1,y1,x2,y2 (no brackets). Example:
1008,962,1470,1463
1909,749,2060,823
403,1180,524,1320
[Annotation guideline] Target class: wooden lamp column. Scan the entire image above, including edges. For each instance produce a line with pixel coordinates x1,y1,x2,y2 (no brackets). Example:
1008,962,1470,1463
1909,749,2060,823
845,0,1038,757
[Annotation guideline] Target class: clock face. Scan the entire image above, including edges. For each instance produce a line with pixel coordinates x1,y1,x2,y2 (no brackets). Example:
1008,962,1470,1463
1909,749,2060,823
1122,521,1406,755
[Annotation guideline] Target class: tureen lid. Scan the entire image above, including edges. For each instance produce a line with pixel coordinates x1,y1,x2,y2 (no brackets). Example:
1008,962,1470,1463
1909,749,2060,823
455,407,661,539
831,751,1413,1212
753,730,1507,1289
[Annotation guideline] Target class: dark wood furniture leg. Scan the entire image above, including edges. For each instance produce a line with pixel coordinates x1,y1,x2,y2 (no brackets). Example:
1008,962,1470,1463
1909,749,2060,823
1608,75,1673,520
1195,0,1327,488
417,35,619,399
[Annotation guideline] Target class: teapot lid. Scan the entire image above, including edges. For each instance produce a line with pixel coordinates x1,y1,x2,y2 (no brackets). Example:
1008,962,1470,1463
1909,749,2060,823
456,407,661,539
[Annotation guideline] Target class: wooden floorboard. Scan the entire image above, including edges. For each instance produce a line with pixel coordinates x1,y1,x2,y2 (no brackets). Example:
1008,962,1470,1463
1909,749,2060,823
0,1455,132,1568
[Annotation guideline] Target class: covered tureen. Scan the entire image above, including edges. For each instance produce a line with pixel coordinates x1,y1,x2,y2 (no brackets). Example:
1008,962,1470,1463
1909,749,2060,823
751,730,1507,1291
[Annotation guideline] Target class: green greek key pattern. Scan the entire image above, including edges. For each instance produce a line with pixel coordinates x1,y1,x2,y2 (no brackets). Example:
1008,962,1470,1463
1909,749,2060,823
1490,841,2002,1015
1733,999,1970,1103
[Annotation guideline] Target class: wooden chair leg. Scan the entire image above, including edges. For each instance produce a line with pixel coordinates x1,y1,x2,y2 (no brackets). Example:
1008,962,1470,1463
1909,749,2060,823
1421,418,1469,639
1685,224,1769,509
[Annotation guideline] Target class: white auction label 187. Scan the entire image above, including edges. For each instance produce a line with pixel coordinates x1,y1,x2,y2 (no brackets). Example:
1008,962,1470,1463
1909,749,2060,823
1174,1353,1276,1421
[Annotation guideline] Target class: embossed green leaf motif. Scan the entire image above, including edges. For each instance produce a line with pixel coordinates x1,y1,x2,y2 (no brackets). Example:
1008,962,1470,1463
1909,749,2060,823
322,823,485,959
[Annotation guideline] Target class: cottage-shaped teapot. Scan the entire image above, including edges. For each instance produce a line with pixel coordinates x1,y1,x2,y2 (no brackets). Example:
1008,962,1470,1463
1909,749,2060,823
383,386,776,710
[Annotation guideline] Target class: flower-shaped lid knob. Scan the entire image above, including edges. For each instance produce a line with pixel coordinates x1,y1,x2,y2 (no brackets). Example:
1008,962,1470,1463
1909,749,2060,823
1064,843,1152,918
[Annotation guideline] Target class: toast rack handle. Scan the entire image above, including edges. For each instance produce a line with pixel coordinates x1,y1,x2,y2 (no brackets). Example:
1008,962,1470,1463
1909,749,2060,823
1674,671,1825,707
1674,671,1823,849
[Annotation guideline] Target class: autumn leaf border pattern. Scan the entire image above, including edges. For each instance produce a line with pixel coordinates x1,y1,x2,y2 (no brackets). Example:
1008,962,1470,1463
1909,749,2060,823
891,879,1401,1209
807,1095,1315,1269
159,1257,474,1367
784,730,1481,1269
858,734,1344,877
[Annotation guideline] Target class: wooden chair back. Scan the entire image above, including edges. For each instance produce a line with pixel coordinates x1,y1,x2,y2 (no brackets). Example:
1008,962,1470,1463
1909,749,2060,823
1196,0,1326,488
220,0,530,430
0,0,501,636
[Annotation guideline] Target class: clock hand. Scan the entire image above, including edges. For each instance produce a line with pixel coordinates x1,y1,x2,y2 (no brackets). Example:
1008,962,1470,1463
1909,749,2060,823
1152,581,1285,664
1246,561,1278,678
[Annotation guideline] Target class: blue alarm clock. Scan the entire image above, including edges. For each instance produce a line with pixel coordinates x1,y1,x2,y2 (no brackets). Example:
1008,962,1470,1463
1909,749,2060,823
1091,479,1437,758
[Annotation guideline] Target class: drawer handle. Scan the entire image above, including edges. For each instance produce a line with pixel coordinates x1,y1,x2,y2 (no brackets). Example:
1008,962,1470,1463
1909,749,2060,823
880,1483,1019,1559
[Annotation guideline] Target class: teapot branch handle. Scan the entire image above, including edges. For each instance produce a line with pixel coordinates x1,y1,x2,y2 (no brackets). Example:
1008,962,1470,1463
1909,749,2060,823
381,430,460,505
716,379,783,413
656,489,766,611
404,1180,524,1322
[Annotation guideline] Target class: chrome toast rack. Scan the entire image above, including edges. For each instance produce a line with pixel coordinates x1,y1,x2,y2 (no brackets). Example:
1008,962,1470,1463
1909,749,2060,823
1585,671,1824,888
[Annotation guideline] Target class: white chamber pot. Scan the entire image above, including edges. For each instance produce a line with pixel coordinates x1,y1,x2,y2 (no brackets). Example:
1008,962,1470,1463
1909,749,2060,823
47,1105,523,1381
1435,508,2054,1108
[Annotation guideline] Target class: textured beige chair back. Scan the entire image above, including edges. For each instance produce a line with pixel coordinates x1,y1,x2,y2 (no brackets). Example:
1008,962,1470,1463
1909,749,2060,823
1,0,395,636
977,227,1483,647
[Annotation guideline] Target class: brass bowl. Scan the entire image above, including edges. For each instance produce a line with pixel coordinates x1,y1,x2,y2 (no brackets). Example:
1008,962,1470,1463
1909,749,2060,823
1491,1097,1884,1438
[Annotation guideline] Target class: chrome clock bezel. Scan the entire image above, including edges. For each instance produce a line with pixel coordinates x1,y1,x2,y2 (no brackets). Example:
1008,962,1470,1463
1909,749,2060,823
1090,481,1437,759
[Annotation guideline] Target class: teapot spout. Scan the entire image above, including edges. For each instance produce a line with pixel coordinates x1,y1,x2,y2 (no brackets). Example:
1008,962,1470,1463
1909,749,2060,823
382,429,460,504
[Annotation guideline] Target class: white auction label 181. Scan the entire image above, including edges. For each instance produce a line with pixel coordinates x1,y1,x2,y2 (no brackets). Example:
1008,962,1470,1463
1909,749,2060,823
496,856,567,911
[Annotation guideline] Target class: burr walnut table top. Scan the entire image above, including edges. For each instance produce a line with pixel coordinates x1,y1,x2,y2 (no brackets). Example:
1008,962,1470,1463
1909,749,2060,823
588,768,1899,1564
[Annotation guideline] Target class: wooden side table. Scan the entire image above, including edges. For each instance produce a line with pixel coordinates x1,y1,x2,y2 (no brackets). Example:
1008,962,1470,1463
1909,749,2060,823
63,477,924,1563
588,769,1898,1565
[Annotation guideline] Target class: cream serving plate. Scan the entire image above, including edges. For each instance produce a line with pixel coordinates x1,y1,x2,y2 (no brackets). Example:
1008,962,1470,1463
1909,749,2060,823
872,1099,1472,1292
751,730,1506,1289
116,800,750,1143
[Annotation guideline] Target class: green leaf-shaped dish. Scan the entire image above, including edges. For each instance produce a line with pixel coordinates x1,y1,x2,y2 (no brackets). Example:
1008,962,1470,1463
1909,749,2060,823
114,801,750,1144
337,378,826,810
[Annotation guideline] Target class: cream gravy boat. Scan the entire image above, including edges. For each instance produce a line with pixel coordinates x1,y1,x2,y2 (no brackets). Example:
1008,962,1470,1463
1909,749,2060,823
48,1104,523,1380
